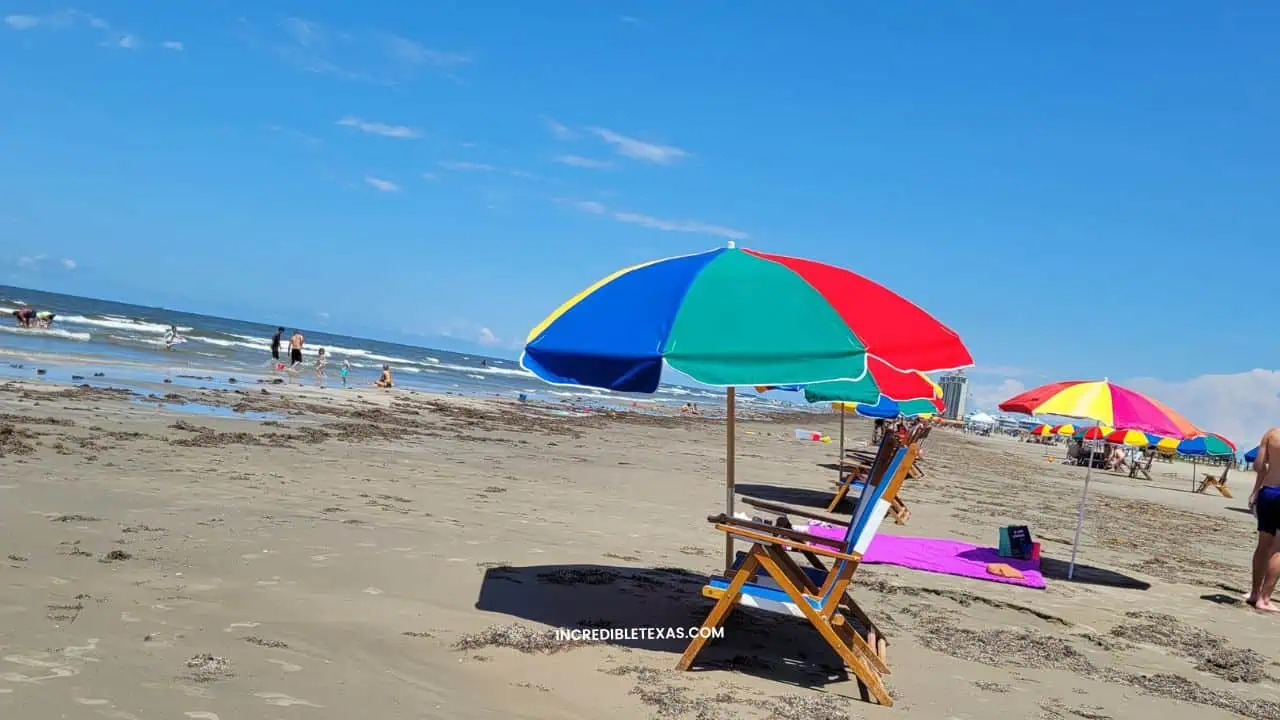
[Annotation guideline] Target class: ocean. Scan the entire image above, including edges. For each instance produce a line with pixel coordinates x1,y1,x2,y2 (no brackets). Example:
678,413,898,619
0,285,763,412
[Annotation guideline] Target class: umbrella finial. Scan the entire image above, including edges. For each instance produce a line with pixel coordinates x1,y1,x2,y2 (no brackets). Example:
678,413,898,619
726,240,737,249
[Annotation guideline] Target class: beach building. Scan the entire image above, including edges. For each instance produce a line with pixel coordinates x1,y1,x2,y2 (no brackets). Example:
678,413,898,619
939,370,968,420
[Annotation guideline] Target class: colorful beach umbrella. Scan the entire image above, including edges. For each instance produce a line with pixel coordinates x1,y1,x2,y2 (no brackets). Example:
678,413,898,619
523,243,972,393
844,394,942,420
754,357,945,406
1072,425,1114,441
999,379,1200,580
999,380,1200,439
1105,429,1152,447
1152,435,1178,451
1176,432,1236,457
523,242,973,569
1053,424,1076,436
1245,446,1259,464
1029,424,1055,436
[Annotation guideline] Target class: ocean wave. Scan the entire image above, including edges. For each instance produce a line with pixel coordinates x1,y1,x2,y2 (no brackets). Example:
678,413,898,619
425,356,440,364
439,363,534,379
59,314,191,335
0,325,91,341
222,332,427,367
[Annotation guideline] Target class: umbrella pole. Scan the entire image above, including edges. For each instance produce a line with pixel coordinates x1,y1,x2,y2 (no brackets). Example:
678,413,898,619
725,386,736,573
839,404,845,483
1068,421,1100,580
1191,459,1196,492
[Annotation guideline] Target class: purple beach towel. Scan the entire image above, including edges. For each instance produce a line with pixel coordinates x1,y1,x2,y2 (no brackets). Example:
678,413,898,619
804,524,1046,589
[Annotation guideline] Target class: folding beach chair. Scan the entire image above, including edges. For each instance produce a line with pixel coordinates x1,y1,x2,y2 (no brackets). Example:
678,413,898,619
676,439,918,707
830,425,927,523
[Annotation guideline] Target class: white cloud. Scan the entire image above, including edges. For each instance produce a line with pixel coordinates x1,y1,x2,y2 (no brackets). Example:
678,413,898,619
587,127,688,164
438,160,495,171
162,40,183,51
1125,369,1280,451
363,175,400,192
16,254,46,268
476,327,500,346
317,311,330,321
555,154,612,169
422,172,438,181
560,198,747,240
967,378,1026,413
14,254,74,271
4,14,40,29
5,10,129,46
265,17,469,84
60,258,76,270
543,116,577,140
337,116,420,139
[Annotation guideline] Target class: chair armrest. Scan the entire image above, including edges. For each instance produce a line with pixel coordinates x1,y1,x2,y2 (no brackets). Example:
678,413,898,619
712,523,862,563
740,497,851,526
708,514,843,547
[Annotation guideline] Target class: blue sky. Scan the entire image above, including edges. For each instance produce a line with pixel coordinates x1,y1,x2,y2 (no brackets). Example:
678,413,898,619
2,1,1278,444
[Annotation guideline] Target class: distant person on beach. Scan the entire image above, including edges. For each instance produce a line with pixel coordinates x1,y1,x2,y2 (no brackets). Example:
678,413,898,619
12,307,34,328
315,348,327,382
374,364,393,388
163,324,181,350
35,311,55,328
271,327,284,363
340,359,351,387
289,330,304,367
1248,428,1280,612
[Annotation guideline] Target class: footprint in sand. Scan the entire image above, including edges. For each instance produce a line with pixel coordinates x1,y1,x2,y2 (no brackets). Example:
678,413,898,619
362,587,383,595
255,692,322,708
2,655,79,683
255,577,281,587
266,658,303,672
224,622,260,633
184,713,220,720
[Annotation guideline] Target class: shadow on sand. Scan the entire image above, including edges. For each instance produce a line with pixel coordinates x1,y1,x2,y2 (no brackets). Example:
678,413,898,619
735,483,849,513
473,563,854,688
1038,557,1151,590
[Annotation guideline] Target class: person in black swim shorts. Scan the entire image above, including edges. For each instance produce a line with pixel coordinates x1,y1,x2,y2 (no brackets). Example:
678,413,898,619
289,329,304,367
271,327,284,361
1248,428,1280,612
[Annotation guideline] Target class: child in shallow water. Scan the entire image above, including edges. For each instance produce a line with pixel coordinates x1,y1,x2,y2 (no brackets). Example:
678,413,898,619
340,360,350,387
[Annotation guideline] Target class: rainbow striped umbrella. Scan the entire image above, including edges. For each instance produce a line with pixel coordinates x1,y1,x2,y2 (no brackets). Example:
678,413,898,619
1072,425,1114,441
1176,432,1236,457
999,379,1200,579
1053,424,1076,436
523,243,971,392
1245,446,1259,463
524,243,972,568
1029,424,1055,436
842,394,942,419
1105,429,1152,447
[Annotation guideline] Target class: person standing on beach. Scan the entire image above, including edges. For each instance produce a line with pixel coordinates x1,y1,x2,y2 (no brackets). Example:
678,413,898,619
1248,428,1280,611
289,330,304,368
315,347,327,383
270,327,284,364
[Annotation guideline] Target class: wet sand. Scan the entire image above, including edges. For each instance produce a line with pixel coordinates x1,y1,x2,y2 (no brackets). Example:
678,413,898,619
1,379,1277,719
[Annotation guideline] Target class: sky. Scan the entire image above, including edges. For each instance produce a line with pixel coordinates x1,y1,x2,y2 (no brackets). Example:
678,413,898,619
1,1,1278,447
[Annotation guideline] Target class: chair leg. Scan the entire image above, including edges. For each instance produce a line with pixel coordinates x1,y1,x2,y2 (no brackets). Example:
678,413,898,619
832,614,889,676
676,550,761,671
826,478,850,513
754,553,893,707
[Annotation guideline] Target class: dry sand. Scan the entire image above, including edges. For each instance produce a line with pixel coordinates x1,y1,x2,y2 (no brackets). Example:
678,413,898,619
1,378,1277,719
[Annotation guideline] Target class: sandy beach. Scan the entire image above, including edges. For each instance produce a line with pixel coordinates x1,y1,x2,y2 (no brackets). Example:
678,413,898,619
1,379,1277,719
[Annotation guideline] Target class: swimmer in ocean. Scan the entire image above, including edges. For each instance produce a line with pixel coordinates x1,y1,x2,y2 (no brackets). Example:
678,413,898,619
12,307,34,328
34,311,55,328
163,324,180,350
340,359,351,387
316,347,327,383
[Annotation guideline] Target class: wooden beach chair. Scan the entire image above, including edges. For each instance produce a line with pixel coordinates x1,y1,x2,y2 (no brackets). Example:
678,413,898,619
830,425,927,523
1196,472,1233,498
677,439,918,708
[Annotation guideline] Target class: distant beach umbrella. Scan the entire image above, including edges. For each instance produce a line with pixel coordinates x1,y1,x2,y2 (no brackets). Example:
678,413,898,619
1072,425,1114,441
522,242,973,570
1029,423,1055,436
999,379,1201,580
1245,446,1259,463
1176,432,1236,457
1105,429,1153,447
1052,423,1076,436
